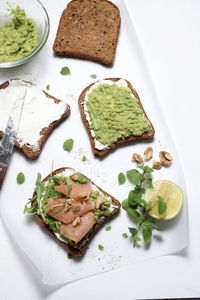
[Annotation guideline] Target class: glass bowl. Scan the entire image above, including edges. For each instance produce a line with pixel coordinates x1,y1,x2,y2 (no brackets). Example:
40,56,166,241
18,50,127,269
0,0,50,68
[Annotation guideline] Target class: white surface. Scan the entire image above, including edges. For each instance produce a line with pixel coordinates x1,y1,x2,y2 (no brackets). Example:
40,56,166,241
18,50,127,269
0,0,199,298
0,0,189,285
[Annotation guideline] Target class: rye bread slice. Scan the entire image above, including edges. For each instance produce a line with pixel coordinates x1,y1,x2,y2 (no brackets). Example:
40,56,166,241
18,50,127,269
78,78,155,157
0,79,70,160
31,167,121,257
53,0,121,65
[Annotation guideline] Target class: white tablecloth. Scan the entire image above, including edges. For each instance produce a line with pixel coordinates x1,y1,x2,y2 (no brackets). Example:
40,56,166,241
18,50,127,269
0,0,199,298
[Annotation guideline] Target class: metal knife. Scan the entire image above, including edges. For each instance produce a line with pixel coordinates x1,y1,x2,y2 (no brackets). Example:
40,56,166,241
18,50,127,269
0,88,27,189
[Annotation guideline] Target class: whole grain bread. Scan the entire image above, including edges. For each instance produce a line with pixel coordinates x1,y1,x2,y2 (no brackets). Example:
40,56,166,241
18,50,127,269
0,79,70,160
78,78,155,157
53,0,121,65
31,167,121,257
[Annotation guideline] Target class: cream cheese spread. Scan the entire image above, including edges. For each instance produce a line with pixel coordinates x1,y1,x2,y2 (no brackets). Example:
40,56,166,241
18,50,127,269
0,79,67,151
83,79,129,150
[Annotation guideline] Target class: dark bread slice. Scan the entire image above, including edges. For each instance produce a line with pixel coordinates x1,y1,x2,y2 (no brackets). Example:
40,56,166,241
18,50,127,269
53,0,121,65
0,79,70,160
78,78,155,157
31,167,121,257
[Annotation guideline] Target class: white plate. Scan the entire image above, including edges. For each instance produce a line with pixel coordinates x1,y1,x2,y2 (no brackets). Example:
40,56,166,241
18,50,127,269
0,0,188,285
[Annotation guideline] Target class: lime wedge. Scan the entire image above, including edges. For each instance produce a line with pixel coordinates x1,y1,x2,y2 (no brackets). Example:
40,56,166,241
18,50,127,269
144,180,183,220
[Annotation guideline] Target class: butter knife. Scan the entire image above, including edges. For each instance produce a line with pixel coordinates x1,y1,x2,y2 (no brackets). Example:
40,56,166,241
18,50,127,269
0,88,27,189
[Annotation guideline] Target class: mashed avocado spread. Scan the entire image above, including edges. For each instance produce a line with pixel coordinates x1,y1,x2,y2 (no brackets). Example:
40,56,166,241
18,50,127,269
0,6,37,62
86,83,152,146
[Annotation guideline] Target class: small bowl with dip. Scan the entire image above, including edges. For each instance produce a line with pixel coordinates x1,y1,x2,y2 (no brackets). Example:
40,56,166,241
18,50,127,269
0,0,50,68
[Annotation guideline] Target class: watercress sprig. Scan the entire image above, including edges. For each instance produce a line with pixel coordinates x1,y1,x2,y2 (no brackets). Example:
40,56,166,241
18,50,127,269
122,166,167,247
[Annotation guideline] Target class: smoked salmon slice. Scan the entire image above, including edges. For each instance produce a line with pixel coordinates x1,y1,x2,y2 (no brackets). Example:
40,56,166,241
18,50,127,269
54,181,92,201
45,198,95,225
60,212,95,243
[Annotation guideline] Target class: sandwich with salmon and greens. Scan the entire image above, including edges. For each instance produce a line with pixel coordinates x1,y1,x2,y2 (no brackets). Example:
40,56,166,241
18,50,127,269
24,167,120,257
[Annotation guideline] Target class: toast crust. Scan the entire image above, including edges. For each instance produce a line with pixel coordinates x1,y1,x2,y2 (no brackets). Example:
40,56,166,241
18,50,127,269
31,167,121,257
0,79,71,160
53,0,121,65
78,78,155,157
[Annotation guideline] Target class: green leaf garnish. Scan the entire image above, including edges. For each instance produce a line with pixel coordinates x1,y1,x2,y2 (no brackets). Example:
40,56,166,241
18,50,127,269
118,172,126,184
122,233,128,238
63,139,74,151
60,66,71,75
142,226,152,244
98,244,104,251
105,226,111,231
82,155,87,161
129,227,137,238
90,74,97,78
128,190,142,207
122,199,129,210
16,172,25,184
46,84,50,90
126,207,140,220
126,169,142,184
137,166,154,173
146,177,153,187
75,172,89,184
122,165,166,248
23,197,38,214
68,253,72,259
158,196,167,215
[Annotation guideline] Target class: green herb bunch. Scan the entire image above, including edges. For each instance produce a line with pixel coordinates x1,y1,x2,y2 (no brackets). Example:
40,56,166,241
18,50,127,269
122,166,167,247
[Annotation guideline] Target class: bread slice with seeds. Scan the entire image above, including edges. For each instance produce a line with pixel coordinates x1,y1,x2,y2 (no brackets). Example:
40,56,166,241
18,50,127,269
53,0,121,65
78,78,155,157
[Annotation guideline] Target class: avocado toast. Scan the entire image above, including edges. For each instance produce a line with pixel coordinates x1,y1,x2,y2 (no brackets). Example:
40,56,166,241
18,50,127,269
78,78,155,156
25,167,120,257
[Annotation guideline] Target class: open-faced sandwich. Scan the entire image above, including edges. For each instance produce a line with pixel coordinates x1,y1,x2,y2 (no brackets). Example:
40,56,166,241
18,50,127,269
78,78,155,156
24,167,120,257
0,79,70,159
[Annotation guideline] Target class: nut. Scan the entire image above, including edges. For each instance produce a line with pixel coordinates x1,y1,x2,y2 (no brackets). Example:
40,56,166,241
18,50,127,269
144,146,153,161
78,191,87,200
159,151,172,167
72,202,81,212
64,203,70,212
95,197,105,209
152,160,162,170
72,216,81,227
132,153,144,165
70,173,78,181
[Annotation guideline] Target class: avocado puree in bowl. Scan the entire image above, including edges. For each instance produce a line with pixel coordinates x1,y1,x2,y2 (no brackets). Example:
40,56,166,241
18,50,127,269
0,6,37,62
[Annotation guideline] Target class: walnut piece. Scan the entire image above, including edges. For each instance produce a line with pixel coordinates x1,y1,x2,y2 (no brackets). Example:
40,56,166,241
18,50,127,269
77,191,87,200
144,146,153,161
159,151,172,167
70,173,78,181
132,153,144,165
72,202,81,212
152,160,162,170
